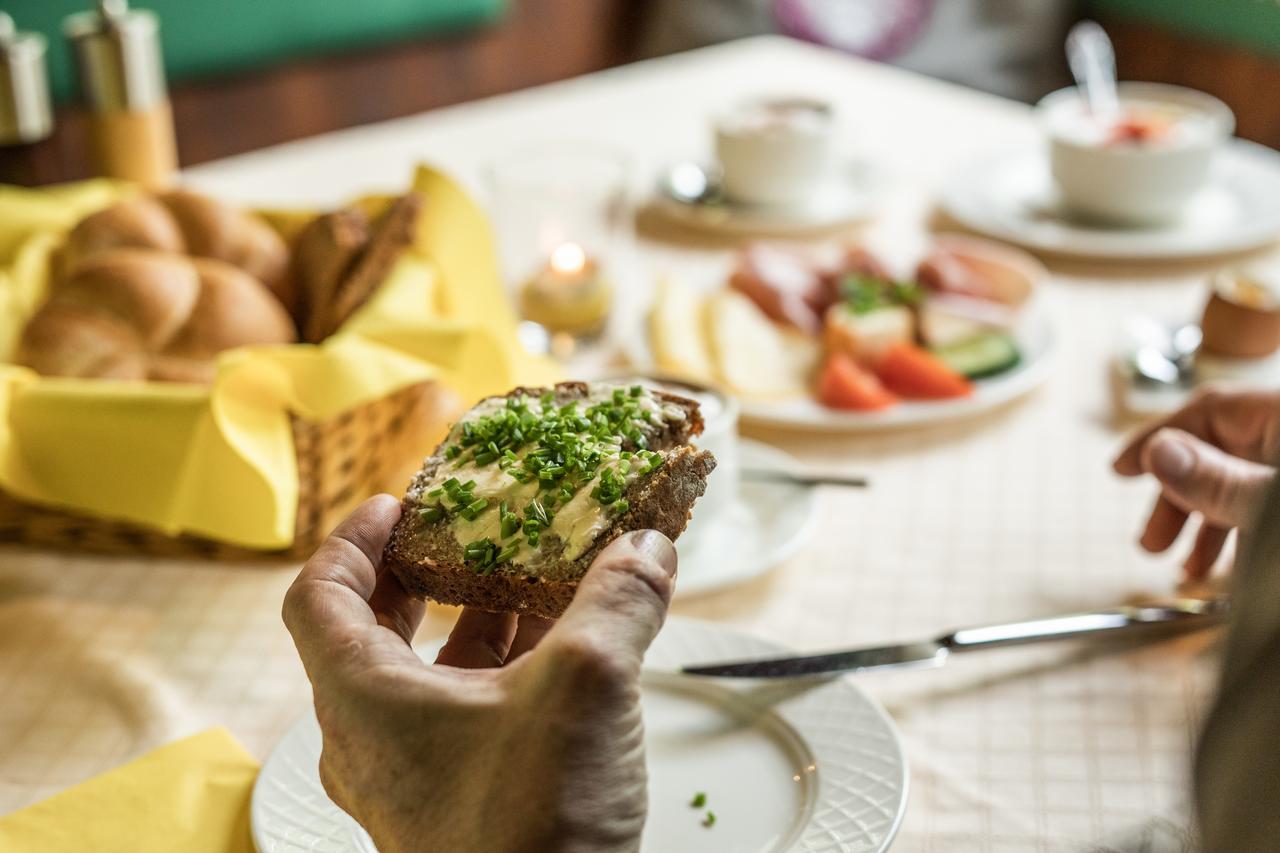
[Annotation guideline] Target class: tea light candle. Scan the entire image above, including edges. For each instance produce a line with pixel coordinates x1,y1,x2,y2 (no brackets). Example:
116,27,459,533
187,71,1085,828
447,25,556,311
519,242,613,337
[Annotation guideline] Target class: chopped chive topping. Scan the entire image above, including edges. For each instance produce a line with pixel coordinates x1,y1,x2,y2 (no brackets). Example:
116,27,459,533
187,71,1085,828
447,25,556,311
702,812,716,828
424,385,679,562
690,793,706,808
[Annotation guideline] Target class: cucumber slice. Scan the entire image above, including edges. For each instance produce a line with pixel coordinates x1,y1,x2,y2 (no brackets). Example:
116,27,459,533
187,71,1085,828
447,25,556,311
932,332,1021,379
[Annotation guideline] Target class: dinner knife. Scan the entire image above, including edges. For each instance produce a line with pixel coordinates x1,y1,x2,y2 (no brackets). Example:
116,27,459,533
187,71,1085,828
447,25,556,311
681,599,1228,679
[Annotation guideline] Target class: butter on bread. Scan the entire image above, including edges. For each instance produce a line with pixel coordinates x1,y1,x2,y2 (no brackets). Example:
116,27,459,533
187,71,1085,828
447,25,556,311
384,381,716,618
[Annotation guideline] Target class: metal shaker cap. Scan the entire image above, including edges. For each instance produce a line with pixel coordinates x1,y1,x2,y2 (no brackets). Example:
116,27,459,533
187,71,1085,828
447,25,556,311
64,0,167,111
0,13,54,145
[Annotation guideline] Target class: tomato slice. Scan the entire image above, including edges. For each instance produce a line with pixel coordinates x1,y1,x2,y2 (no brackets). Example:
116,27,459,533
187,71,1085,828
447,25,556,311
817,352,899,411
876,342,974,399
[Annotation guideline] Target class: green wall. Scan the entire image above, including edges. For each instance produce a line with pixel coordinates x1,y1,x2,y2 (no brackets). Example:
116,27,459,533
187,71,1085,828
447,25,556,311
1089,0,1280,56
5,0,506,103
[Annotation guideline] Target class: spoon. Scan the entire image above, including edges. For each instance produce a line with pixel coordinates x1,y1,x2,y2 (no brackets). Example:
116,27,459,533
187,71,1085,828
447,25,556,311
661,162,725,207
1066,20,1120,120
1132,322,1202,387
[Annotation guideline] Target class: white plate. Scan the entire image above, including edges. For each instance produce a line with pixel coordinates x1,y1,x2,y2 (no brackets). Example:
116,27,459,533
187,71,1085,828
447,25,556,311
675,440,818,597
651,160,888,236
624,306,1056,433
251,619,909,853
941,140,1280,259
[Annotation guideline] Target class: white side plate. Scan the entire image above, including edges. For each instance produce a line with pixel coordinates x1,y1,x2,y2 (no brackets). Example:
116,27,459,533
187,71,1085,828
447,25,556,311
941,140,1280,259
650,160,889,236
675,440,819,597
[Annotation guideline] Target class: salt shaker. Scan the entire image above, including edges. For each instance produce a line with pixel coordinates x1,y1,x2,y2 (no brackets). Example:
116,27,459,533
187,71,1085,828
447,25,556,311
64,0,177,187
0,13,59,186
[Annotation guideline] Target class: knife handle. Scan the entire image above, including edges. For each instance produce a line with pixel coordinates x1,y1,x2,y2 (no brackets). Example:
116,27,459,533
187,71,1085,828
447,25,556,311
941,600,1227,652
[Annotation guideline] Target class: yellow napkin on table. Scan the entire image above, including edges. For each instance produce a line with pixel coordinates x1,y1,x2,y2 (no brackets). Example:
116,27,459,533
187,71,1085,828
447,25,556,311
0,728,258,853
0,166,557,549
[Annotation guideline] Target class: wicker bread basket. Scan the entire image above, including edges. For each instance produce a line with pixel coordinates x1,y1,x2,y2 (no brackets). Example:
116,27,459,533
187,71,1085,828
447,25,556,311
0,381,435,560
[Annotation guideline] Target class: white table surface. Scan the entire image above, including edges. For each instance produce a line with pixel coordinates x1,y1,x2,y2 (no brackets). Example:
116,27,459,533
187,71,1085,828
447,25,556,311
2,35,1257,851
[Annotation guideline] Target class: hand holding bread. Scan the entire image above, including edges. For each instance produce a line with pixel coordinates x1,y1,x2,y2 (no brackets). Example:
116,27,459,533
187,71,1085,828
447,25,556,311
284,495,676,853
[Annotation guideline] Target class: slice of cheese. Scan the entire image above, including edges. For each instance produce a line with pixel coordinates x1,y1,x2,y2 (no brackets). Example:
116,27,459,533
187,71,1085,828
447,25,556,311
706,289,816,398
649,277,715,382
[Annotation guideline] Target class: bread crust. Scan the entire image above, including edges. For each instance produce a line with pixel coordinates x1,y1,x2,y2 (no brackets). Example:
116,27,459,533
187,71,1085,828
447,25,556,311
383,383,715,618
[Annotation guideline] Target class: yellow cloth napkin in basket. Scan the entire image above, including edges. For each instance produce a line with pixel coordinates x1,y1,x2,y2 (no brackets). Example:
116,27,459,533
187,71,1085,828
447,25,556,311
0,728,258,853
0,166,557,549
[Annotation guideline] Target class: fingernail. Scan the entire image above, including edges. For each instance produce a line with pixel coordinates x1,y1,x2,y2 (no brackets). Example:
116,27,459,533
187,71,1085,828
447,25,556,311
628,530,677,577
1150,432,1195,482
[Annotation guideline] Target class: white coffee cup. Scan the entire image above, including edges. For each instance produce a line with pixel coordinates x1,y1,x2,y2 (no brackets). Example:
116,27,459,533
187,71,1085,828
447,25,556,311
714,96,835,207
1037,82,1234,226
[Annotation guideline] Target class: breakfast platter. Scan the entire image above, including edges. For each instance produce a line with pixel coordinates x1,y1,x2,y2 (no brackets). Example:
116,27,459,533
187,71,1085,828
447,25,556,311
252,618,910,853
629,235,1055,431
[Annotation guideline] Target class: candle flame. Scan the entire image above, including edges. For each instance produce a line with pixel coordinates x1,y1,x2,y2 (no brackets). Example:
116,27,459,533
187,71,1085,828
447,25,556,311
550,242,587,275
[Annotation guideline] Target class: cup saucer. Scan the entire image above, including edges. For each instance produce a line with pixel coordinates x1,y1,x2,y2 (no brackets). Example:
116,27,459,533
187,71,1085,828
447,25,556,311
652,159,887,236
673,440,818,598
941,139,1280,259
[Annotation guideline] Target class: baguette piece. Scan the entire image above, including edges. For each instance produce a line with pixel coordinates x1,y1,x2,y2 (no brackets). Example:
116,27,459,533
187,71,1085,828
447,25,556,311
384,381,716,618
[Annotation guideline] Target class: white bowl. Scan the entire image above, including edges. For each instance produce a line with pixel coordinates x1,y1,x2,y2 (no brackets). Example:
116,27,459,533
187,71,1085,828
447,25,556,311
1037,82,1234,226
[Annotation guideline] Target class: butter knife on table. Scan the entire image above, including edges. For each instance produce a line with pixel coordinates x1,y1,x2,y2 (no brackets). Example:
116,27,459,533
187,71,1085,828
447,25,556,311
681,598,1228,679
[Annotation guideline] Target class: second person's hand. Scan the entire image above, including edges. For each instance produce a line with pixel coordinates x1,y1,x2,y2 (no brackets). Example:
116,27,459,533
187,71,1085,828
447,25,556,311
1114,387,1280,579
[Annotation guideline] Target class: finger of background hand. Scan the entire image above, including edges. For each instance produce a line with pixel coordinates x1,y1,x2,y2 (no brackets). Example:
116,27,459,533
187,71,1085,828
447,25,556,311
1184,522,1230,581
1113,398,1212,476
505,615,555,663
543,530,677,678
435,608,518,668
367,568,427,645
1139,493,1189,553
1140,428,1274,528
283,495,403,664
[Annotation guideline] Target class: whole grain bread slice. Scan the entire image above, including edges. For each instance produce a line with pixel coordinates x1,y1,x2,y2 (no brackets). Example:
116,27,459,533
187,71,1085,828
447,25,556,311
383,382,715,618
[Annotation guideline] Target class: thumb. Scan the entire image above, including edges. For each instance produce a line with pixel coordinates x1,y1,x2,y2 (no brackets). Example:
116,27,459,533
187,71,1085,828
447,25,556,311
1142,428,1274,528
543,530,678,681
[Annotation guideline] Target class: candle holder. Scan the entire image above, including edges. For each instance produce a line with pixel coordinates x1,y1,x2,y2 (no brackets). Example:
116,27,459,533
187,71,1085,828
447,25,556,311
489,144,628,356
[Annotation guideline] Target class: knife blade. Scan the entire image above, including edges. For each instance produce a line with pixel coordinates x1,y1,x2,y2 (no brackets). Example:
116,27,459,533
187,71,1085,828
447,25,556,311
681,599,1227,679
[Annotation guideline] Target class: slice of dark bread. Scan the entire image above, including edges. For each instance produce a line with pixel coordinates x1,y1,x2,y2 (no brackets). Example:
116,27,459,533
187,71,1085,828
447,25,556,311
384,381,716,618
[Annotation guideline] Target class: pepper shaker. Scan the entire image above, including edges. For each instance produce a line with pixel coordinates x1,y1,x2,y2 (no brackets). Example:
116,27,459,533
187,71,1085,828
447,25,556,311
0,13,60,186
64,0,177,187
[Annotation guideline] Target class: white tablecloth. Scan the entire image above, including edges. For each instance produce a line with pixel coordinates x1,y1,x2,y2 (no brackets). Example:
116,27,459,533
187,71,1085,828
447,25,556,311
1,36,1247,851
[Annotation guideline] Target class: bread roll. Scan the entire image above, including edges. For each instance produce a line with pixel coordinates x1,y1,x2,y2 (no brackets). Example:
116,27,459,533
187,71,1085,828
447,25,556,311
54,249,200,349
159,190,292,308
59,195,186,278
166,258,296,360
18,248,298,384
58,190,295,319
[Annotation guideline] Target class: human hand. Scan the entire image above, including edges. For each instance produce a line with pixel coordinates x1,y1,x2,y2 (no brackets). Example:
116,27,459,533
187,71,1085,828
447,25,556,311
283,494,678,853
1113,387,1280,579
